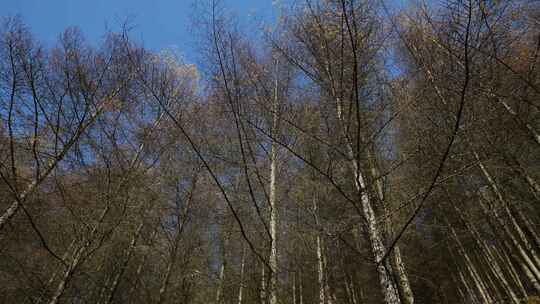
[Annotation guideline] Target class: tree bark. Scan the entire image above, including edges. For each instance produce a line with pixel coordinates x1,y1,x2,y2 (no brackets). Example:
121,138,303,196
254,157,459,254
451,201,520,303
268,61,279,304
478,192,540,292
237,246,246,304
103,221,144,304
475,152,540,270
450,226,492,304
0,105,105,231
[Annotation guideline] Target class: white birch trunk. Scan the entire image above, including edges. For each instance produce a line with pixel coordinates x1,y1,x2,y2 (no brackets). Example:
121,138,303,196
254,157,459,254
499,99,540,146
316,233,326,304
351,158,401,304
457,270,479,304
215,262,225,304
238,246,246,304
261,264,266,304
268,62,279,304
127,230,155,301
48,196,116,304
0,105,105,231
369,149,413,304
314,195,326,304
453,205,520,303
478,193,540,292
292,272,296,304
333,95,401,304
450,226,492,303
103,221,144,304
298,271,303,304
493,244,528,298
475,153,540,272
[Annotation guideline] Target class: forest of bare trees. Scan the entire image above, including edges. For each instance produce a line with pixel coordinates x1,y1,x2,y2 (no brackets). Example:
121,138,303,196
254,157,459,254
1,0,539,303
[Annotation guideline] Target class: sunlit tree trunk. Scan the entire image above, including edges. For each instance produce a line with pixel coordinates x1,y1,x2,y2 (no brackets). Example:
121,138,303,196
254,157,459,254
368,150,414,304
268,61,279,304
237,246,246,304
48,197,117,304
215,260,226,304
260,263,266,304
478,192,540,292
314,195,326,304
103,221,144,304
451,199,520,303
127,228,157,302
457,269,479,304
475,152,540,271
333,96,400,304
0,106,105,231
450,226,492,303
492,244,528,298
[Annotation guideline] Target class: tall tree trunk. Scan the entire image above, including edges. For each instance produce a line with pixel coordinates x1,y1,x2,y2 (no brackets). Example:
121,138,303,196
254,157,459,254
369,149,414,304
451,200,520,303
475,152,540,269
47,197,117,304
457,269,479,304
316,233,326,304
314,195,326,304
498,97,540,146
334,103,401,303
268,62,279,304
127,228,157,302
450,226,493,303
331,90,401,303
0,105,105,231
215,260,226,304
103,221,144,304
492,243,528,298
237,246,246,304
292,271,296,304
298,269,303,304
261,263,266,304
478,193,540,292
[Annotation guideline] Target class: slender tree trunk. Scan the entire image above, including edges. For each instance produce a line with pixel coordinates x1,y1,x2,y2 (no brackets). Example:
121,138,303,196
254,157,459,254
457,269,479,304
0,105,105,231
103,221,144,304
451,272,468,304
333,94,401,304
261,263,266,304
475,152,540,269
343,271,358,304
268,61,279,304
492,244,528,298
292,271,296,304
215,261,226,304
127,228,157,302
452,202,520,303
391,246,414,304
479,193,540,292
298,269,303,304
322,242,336,304
314,195,326,304
316,233,326,304
450,226,492,303
498,98,540,146
35,239,76,303
237,246,246,304
48,240,87,304
48,197,117,304
368,149,414,304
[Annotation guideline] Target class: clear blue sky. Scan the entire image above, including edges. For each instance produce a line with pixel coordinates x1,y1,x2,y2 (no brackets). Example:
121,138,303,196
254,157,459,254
3,0,278,63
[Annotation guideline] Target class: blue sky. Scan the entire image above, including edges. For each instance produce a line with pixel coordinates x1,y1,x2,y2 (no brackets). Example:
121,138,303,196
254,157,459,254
3,0,279,63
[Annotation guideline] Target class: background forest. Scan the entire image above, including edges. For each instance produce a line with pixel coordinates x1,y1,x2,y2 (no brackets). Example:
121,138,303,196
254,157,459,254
1,0,540,303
